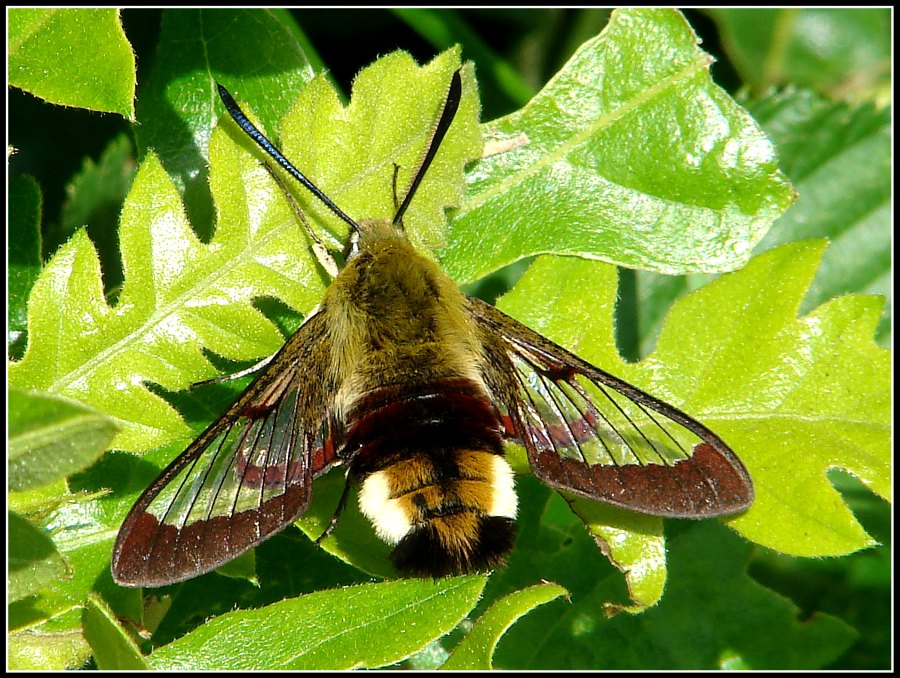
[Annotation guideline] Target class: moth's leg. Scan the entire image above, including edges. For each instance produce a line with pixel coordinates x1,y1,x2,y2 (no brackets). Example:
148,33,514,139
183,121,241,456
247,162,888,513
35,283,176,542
315,471,354,545
190,354,276,389
481,131,529,159
262,163,341,278
390,163,404,231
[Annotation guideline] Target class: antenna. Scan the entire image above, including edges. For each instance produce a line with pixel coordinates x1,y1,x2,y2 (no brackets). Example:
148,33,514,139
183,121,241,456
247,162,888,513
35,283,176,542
216,83,362,237
392,68,463,227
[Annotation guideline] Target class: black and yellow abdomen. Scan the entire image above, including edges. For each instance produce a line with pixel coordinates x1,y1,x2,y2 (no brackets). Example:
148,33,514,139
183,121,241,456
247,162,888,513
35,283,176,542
349,378,517,576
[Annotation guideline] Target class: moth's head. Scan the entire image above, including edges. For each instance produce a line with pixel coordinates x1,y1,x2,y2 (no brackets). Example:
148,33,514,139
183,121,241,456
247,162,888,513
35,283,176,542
346,218,407,260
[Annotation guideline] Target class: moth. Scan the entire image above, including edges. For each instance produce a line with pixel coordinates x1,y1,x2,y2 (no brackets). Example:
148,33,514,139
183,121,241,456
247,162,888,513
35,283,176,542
111,68,753,588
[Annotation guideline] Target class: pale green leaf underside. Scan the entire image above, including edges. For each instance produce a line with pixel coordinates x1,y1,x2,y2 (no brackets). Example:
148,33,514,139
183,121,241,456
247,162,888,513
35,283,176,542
9,142,324,451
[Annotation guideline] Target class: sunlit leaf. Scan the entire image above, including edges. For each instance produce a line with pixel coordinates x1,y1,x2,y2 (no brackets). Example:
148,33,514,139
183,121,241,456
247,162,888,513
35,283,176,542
441,7,795,283
149,577,485,670
8,8,135,119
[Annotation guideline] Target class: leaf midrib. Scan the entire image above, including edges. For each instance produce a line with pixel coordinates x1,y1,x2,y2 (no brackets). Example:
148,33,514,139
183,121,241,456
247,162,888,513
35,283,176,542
48,195,309,398
460,53,711,216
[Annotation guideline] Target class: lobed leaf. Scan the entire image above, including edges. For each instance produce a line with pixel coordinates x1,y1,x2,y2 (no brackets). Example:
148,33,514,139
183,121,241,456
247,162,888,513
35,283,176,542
497,239,889,608
273,48,482,251
10,147,315,451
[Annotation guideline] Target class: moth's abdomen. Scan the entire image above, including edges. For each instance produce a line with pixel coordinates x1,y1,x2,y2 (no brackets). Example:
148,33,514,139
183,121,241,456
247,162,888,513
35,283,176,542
349,378,518,576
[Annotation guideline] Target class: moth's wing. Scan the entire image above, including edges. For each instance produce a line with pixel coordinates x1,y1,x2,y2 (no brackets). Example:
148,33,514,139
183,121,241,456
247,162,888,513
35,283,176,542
111,312,339,587
468,297,753,518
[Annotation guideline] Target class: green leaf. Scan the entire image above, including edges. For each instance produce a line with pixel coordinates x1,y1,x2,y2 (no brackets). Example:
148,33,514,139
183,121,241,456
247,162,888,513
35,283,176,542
494,522,856,669
149,577,486,670
441,7,795,283
9,389,119,491
497,240,888,608
8,8,135,119
8,510,68,604
274,48,482,251
567,502,668,613
82,594,149,670
136,8,318,233
441,582,566,670
9,143,320,451
708,8,891,102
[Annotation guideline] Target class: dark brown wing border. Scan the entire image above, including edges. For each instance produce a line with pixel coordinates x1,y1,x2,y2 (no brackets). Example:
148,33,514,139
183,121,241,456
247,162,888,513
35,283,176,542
111,312,338,587
468,296,753,518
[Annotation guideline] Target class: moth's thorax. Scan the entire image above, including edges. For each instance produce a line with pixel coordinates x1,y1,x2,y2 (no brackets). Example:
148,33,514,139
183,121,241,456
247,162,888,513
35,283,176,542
322,221,485,420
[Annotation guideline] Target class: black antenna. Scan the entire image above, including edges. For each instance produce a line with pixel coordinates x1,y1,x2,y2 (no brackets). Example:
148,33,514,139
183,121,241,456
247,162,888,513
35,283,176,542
216,83,362,236
392,68,463,227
